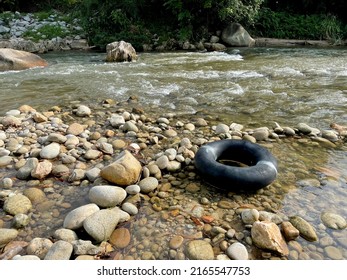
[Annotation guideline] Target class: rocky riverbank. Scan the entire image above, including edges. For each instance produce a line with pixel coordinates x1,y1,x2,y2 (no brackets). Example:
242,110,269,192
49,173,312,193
0,11,88,53
0,98,346,260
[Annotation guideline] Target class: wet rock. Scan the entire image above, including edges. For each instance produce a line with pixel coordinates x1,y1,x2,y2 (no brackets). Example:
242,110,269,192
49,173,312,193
252,127,270,141
251,221,289,256
0,229,18,248
12,255,40,260
23,187,46,204
215,123,229,134
16,158,39,179
109,228,131,249
26,237,53,259
89,185,127,208
125,184,141,195
106,41,137,62
121,202,138,215
83,208,120,242
100,150,142,186
72,240,101,255
289,216,318,242
169,235,184,250
320,212,346,230
281,221,300,241
241,209,259,224
296,178,320,188
44,240,73,260
324,246,343,260
221,23,255,47
0,156,13,167
186,240,214,260
12,213,30,228
76,105,91,117
4,194,32,215
63,203,100,230
226,242,249,260
259,211,283,224
138,177,159,193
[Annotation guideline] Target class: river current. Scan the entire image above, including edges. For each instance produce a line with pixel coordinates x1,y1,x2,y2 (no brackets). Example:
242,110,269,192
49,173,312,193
0,47,347,259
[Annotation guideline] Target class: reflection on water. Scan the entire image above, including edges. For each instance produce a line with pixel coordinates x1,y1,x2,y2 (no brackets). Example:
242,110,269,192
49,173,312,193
0,47,346,259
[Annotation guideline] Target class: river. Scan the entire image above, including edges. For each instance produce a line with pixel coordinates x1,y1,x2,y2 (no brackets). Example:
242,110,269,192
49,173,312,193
0,47,347,259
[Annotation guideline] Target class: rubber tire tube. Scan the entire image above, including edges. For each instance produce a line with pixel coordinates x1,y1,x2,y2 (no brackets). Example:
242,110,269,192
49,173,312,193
194,139,278,190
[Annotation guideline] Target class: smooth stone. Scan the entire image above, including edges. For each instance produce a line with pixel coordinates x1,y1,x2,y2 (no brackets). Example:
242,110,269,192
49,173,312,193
23,187,46,204
31,160,52,179
109,228,131,249
12,213,30,228
0,156,13,167
12,255,41,260
66,123,85,135
71,240,101,255
16,158,39,179
121,202,138,215
156,155,169,169
83,209,120,242
169,235,184,249
53,228,79,242
138,177,159,193
320,212,347,230
100,150,142,186
324,246,343,260
0,229,18,247
226,242,249,260
110,115,125,127
40,142,60,159
215,123,229,134
88,185,127,208
63,203,100,230
26,238,53,259
281,221,300,241
85,167,101,182
4,194,32,215
76,105,91,117
290,216,318,242
252,127,269,141
259,211,283,224
186,240,214,260
44,240,73,260
167,161,181,172
241,209,260,224
125,184,141,195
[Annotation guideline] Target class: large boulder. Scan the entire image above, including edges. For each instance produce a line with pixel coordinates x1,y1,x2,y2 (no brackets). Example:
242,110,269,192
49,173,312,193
106,41,137,62
100,150,142,186
0,48,48,71
221,23,255,47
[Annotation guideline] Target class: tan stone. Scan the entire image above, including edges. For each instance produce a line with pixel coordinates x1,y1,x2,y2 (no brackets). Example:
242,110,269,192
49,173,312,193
281,221,300,241
251,221,289,256
109,228,131,249
66,123,85,135
0,48,48,71
100,150,142,186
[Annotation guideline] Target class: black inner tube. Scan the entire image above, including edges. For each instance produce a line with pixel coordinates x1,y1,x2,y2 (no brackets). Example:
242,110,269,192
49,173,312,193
194,139,278,191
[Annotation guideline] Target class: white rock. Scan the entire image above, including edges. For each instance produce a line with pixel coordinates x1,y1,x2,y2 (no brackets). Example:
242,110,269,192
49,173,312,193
226,242,249,260
40,142,60,159
63,203,100,230
88,185,127,208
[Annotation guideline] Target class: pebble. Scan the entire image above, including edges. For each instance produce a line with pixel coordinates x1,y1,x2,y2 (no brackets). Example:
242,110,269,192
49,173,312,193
0,229,18,247
186,240,214,260
169,235,184,249
53,228,78,242
138,177,159,193
289,216,318,242
40,142,60,159
125,184,141,195
26,238,53,259
241,209,259,224
44,240,73,260
3,194,32,215
121,202,138,215
88,185,127,208
324,246,343,260
109,228,131,249
320,212,346,230
83,208,120,242
63,203,100,230
226,242,249,260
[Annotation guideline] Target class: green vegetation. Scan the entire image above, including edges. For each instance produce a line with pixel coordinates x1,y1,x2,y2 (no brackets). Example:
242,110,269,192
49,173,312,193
1,0,346,49
23,24,70,41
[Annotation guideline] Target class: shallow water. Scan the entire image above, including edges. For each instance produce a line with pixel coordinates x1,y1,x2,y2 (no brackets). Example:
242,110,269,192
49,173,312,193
0,47,347,259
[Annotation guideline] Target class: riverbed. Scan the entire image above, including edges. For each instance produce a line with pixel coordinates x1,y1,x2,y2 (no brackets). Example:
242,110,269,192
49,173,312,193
0,47,346,260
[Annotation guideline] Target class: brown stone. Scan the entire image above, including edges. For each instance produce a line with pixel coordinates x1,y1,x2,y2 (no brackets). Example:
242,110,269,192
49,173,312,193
251,221,289,256
281,221,300,241
109,228,131,249
66,123,85,135
169,235,184,249
100,150,142,186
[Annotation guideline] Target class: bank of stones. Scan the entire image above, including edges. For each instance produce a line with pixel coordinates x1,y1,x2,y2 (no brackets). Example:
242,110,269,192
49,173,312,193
0,99,346,260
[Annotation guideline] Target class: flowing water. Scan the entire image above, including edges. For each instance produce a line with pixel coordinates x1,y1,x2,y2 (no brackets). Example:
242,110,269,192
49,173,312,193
1,47,347,259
